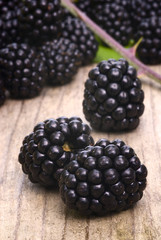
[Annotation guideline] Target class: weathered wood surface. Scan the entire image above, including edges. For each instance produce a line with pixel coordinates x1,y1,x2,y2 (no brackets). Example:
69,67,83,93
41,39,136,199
0,64,161,240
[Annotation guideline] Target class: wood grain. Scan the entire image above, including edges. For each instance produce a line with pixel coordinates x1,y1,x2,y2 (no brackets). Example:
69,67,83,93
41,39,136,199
0,64,161,240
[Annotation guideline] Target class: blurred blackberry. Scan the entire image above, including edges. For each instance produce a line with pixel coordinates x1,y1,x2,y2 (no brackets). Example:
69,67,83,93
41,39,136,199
0,43,47,99
40,38,82,85
74,0,92,17
61,6,74,20
61,18,98,65
18,0,63,45
90,3,133,46
130,0,161,30
0,78,6,106
59,138,147,215
18,117,94,187
0,0,23,49
83,58,145,131
136,17,161,65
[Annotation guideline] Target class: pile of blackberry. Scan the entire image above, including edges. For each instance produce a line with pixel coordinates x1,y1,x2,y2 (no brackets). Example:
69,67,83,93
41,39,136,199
60,138,147,214
75,0,132,46
130,0,161,29
19,117,94,187
83,59,144,131
0,0,98,107
75,0,161,64
18,116,148,214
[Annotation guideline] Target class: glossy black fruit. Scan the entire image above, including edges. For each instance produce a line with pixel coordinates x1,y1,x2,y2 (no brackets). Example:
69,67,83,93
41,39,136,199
18,117,94,187
0,43,47,99
83,59,145,131
90,2,133,46
136,17,161,65
61,17,98,65
39,38,81,85
59,138,147,215
18,0,63,44
130,0,161,31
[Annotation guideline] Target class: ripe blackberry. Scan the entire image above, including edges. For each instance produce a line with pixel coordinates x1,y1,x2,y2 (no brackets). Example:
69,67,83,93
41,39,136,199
40,38,82,85
130,0,161,30
0,0,22,49
59,138,148,215
18,117,94,187
61,18,98,65
83,59,145,131
90,2,133,46
18,0,63,45
136,17,161,65
0,43,47,99
0,78,6,106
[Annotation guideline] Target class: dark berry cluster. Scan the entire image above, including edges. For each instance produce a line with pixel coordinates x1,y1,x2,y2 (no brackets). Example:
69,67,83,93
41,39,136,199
0,0,98,107
0,0,22,49
61,18,98,65
18,116,148,214
90,3,133,46
59,138,147,215
75,0,161,64
135,17,161,65
18,117,94,187
39,38,81,85
0,43,47,99
130,0,161,29
83,59,144,131
18,0,63,44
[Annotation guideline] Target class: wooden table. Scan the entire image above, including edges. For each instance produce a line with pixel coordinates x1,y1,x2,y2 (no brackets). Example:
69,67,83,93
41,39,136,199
0,64,161,240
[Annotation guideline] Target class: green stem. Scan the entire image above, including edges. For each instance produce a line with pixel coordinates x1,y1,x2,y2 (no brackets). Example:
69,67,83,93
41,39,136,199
61,0,161,84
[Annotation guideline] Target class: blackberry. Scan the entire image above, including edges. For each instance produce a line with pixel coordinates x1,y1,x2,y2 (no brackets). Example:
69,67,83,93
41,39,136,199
83,59,145,131
61,18,98,65
0,78,6,106
0,0,22,49
0,43,47,99
59,138,148,215
18,0,63,45
18,117,94,187
130,0,161,30
136,17,161,65
40,38,81,85
90,2,133,46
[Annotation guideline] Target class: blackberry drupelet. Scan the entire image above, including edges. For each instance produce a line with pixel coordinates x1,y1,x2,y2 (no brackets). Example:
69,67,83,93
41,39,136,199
136,17,161,65
59,138,148,215
83,59,145,131
0,43,47,99
40,38,82,85
90,2,133,46
130,0,161,30
18,117,94,187
61,18,98,65
18,0,63,44
0,78,6,106
74,0,92,17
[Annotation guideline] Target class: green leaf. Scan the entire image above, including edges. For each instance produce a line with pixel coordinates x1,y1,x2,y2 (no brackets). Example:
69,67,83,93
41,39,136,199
93,45,122,63
93,39,135,63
